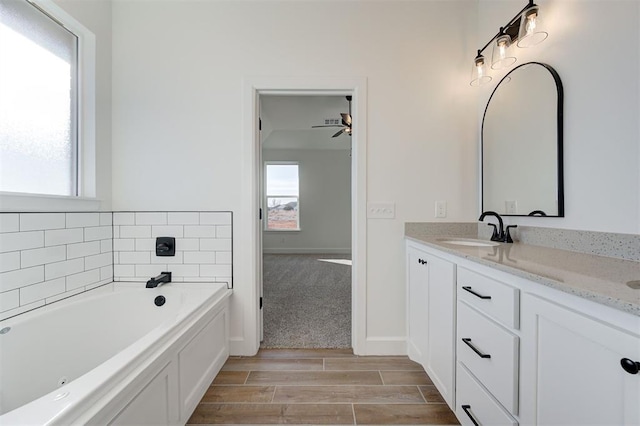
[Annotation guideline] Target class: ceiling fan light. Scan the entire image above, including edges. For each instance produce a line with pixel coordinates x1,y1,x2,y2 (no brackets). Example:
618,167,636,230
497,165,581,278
491,34,517,70
517,5,548,48
470,54,492,87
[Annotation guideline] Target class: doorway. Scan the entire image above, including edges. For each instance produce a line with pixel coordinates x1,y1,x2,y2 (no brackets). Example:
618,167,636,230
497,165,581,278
242,77,367,355
259,95,352,348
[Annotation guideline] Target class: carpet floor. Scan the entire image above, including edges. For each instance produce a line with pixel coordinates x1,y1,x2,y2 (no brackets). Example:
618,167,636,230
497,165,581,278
261,254,351,349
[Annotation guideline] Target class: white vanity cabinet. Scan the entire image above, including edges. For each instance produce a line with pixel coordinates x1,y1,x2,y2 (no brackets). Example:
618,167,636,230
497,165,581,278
455,267,519,425
405,236,640,425
406,240,456,408
520,293,640,425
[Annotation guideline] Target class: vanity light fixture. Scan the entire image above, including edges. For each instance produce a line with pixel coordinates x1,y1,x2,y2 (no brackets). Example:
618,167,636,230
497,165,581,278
471,0,548,86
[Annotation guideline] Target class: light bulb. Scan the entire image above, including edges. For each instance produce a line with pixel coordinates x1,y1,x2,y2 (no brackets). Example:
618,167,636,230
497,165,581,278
491,34,516,70
517,5,548,48
470,54,492,87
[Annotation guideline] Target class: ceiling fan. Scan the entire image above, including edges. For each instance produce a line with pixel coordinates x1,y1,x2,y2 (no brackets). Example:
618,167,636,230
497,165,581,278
312,95,352,138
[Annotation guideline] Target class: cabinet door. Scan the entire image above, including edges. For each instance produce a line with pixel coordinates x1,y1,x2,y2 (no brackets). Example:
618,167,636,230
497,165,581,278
406,245,429,364
425,253,456,408
520,294,640,425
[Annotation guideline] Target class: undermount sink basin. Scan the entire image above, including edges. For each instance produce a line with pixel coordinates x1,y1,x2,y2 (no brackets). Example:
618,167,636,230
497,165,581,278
437,238,500,247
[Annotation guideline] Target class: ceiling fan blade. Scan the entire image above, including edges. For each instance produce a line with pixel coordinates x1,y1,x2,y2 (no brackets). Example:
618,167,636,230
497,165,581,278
332,129,345,138
341,113,352,126
312,125,344,128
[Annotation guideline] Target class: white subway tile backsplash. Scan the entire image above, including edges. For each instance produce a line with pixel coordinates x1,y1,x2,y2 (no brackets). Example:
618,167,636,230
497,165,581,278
114,265,135,277
0,231,44,253
136,212,167,225
100,266,113,280
67,241,101,259
113,226,120,238
0,290,19,312
100,213,113,226
45,258,84,281
119,226,151,238
168,212,199,225
113,212,135,225
84,226,112,242
86,279,112,290
184,251,216,264
0,299,44,318
113,252,119,263
114,239,135,251
20,277,66,305
0,252,20,273
66,213,100,228
216,251,232,264
66,269,101,291
152,225,184,238
175,238,199,251
200,212,231,225
151,252,183,264
0,266,44,292
216,225,232,238
184,226,216,238
45,288,84,304
119,252,151,264
0,214,19,233
85,253,112,270
167,264,199,277
134,238,155,251
21,246,66,268
101,239,113,253
20,213,65,231
135,264,167,278
200,238,231,251
45,228,83,247
200,264,232,277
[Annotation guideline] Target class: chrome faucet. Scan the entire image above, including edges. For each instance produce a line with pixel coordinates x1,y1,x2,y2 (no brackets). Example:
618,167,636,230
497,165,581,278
146,271,172,288
479,211,517,243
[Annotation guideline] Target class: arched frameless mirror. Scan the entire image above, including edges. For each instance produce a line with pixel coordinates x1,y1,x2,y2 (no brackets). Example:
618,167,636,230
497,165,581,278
482,62,564,217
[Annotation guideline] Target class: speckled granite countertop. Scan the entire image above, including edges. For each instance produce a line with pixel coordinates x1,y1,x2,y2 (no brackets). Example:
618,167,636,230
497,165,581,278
405,226,640,317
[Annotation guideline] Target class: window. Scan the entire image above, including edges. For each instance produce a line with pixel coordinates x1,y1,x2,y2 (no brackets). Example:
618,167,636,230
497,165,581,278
265,163,299,230
0,0,94,198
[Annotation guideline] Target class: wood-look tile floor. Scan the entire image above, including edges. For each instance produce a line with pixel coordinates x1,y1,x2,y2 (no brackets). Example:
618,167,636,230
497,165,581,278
187,349,460,425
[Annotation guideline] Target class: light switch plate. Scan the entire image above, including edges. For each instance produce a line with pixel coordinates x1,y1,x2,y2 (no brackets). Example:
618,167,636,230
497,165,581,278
435,201,447,218
505,200,518,214
367,203,395,219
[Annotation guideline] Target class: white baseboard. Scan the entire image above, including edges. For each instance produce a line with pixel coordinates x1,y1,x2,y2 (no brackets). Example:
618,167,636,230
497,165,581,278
355,336,407,356
262,248,352,255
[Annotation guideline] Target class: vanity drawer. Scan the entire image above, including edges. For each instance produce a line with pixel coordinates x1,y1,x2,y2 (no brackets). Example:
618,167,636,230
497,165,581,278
456,362,518,426
457,301,518,414
458,267,519,329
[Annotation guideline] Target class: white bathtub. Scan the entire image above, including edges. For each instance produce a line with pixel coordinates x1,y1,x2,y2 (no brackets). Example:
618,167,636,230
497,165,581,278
0,281,231,425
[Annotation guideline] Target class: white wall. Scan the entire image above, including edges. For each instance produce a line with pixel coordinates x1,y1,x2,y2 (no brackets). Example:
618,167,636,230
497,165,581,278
477,0,640,234
111,0,478,354
262,149,351,254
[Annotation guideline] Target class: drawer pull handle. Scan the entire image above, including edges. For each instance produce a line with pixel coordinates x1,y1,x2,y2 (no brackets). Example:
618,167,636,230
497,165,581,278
461,405,480,426
462,338,491,359
462,286,491,300
620,358,640,374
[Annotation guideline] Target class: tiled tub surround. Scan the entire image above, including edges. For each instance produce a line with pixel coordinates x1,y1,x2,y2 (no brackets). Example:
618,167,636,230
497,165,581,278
405,223,640,316
0,213,113,320
112,212,232,286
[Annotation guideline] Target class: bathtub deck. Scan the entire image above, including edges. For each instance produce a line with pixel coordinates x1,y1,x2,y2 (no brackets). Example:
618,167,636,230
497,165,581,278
187,349,459,425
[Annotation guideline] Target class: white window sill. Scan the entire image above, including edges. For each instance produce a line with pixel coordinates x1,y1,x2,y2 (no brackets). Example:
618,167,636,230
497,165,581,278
0,192,102,212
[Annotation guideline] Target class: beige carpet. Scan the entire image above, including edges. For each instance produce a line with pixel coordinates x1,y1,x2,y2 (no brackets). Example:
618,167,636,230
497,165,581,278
261,254,351,348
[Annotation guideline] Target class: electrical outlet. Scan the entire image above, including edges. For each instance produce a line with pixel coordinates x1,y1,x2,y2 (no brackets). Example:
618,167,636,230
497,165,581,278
505,200,518,214
435,201,447,218
367,203,395,219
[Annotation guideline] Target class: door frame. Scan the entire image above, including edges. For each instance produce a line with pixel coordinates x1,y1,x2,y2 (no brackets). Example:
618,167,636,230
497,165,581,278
241,76,367,355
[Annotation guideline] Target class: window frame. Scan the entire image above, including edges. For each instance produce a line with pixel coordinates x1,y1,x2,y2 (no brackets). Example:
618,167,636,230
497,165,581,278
0,0,97,211
264,161,300,232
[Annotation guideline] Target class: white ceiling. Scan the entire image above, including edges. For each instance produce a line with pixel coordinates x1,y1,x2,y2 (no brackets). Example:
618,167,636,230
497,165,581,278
260,95,351,150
